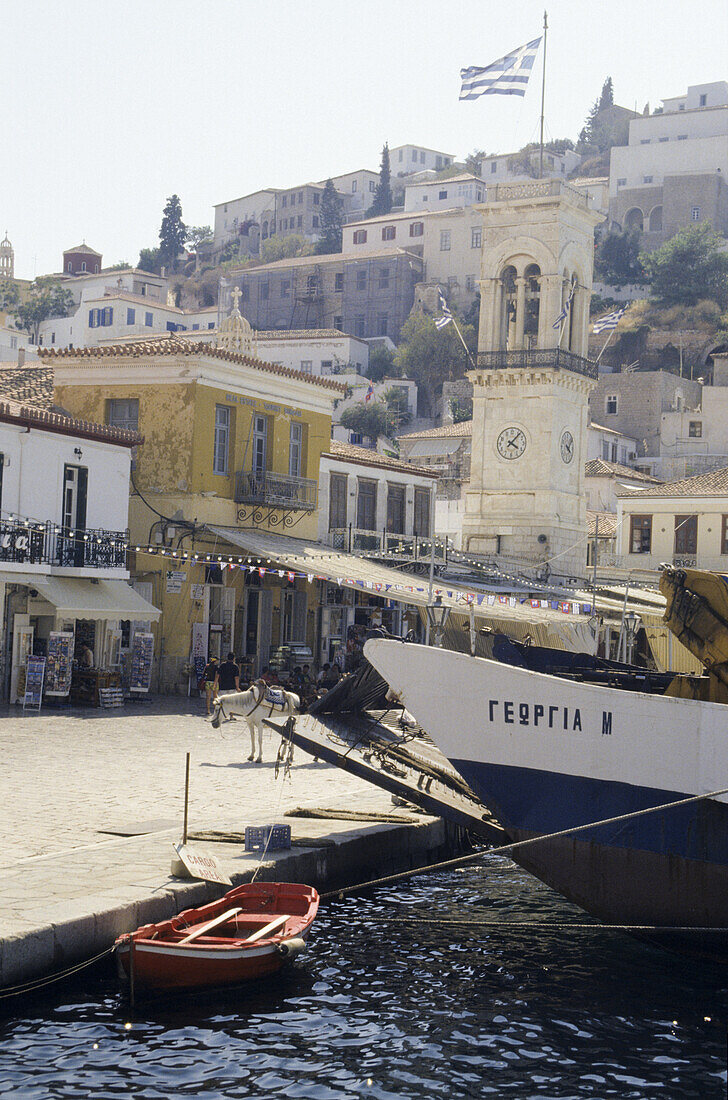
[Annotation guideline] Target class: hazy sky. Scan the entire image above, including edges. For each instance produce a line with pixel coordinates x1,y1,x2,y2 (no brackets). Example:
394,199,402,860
3,0,726,280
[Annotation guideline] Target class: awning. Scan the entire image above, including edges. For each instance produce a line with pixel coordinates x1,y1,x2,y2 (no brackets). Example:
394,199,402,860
32,577,161,621
207,526,595,648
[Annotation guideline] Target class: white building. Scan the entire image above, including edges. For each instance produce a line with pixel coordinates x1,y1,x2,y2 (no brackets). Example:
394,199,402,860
609,81,728,244
584,457,661,513
342,206,484,308
256,329,370,377
404,174,486,212
213,188,280,251
0,387,159,701
390,144,455,176
38,292,217,350
322,169,379,222
318,439,436,547
54,267,169,308
587,421,639,465
616,465,728,571
478,148,582,183
0,326,37,362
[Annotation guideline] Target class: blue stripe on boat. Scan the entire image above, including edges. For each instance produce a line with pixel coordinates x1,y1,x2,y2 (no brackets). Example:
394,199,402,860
452,760,728,865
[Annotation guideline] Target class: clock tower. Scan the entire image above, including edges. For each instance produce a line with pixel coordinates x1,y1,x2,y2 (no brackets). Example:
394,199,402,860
461,180,602,579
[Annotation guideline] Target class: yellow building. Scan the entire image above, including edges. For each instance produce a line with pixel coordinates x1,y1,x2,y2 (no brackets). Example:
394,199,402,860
41,321,344,691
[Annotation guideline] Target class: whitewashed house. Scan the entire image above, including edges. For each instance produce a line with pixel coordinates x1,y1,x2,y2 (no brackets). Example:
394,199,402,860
318,440,437,551
0,377,158,701
616,465,728,571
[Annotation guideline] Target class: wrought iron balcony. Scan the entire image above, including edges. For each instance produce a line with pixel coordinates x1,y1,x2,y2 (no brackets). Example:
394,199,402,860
476,348,598,380
0,519,128,569
235,471,317,511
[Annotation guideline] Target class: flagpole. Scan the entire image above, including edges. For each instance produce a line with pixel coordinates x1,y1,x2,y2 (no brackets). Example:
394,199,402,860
450,316,475,369
594,325,617,365
539,10,548,178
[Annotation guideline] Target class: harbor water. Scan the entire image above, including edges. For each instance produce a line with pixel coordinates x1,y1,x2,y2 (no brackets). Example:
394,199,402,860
1,855,726,1099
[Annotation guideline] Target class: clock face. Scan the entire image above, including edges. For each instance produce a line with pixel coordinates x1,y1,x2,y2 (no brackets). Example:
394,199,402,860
560,430,575,464
496,426,527,460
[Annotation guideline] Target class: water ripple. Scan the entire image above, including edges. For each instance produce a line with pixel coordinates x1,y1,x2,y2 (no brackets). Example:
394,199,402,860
0,859,726,1098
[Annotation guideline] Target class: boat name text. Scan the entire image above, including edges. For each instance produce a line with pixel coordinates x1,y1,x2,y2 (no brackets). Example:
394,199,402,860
486,699,614,735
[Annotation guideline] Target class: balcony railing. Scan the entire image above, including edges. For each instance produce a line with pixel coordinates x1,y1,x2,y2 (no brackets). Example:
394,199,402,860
0,519,128,569
235,471,317,511
476,348,598,380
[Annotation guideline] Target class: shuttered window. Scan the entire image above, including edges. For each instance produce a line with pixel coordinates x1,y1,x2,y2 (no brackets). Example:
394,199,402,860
213,405,231,475
386,484,406,534
356,479,377,531
413,487,430,537
329,474,347,530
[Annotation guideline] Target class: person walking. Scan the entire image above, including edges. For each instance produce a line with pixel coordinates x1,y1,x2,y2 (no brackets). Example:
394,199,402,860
214,652,240,698
201,656,219,716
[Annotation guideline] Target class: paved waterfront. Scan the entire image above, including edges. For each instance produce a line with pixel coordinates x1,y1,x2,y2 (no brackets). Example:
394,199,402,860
1,696,445,987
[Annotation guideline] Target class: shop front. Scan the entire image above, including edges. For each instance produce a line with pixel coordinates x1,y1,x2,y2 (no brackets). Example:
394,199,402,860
10,576,160,706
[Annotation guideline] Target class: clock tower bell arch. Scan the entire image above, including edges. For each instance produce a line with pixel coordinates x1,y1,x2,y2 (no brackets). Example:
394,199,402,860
461,181,602,579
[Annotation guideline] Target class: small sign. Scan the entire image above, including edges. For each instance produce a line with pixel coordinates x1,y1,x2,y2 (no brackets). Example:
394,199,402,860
166,570,186,594
172,843,232,885
191,583,205,600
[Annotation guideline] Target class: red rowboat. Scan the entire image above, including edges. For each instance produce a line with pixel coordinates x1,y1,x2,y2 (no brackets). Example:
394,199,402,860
115,881,319,991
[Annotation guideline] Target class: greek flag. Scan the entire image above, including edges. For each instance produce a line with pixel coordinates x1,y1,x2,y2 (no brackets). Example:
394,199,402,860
552,283,576,329
435,288,453,330
460,37,542,101
592,307,626,334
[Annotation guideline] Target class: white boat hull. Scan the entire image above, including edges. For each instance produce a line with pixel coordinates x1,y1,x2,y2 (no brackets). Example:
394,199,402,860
364,640,728,937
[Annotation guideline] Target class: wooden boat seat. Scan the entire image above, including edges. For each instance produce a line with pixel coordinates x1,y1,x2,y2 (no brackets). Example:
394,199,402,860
170,910,292,946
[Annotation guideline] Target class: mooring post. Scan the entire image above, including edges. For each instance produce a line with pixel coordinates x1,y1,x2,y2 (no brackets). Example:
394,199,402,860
183,751,190,846
128,935,136,1009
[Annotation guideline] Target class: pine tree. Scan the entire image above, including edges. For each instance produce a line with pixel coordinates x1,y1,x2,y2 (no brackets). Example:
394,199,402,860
159,194,186,272
598,77,614,111
367,143,393,218
315,179,343,254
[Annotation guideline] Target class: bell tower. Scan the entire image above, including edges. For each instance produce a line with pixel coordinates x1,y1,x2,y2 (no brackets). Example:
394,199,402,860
461,180,602,578
0,232,14,280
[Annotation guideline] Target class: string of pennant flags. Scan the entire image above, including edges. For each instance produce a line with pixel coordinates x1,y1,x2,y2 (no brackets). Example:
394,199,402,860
137,543,594,616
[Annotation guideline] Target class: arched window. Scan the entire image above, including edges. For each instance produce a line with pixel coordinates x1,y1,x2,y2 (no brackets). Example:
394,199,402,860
648,205,663,232
81,261,86,271
500,265,518,350
524,263,541,345
624,208,644,232
262,221,268,239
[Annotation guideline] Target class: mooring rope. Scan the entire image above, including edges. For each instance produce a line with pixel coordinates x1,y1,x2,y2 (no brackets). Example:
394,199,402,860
360,917,728,934
0,946,115,1000
321,783,728,902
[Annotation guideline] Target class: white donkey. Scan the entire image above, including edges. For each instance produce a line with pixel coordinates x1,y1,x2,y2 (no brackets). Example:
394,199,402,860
210,679,300,762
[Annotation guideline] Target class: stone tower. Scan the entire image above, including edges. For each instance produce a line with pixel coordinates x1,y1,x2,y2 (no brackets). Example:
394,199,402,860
461,180,602,578
0,232,14,279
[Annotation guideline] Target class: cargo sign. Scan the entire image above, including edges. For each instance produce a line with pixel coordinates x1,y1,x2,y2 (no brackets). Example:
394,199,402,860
173,843,232,885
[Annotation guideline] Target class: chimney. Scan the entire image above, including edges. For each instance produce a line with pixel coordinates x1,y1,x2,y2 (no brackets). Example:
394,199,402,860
17,347,25,367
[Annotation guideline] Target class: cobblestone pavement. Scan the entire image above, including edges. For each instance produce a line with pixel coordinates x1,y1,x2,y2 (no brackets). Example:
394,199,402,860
1,696,450,987
1,696,395,869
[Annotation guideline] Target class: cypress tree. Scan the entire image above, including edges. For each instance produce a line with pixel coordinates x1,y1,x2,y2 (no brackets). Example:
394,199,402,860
159,194,187,272
367,143,393,218
315,179,343,254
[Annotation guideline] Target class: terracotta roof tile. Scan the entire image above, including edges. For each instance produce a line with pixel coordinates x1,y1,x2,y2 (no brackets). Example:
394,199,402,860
587,510,618,538
584,458,660,483
617,465,728,498
399,421,473,440
0,364,55,408
256,329,358,341
324,439,437,478
0,394,141,447
38,334,347,394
